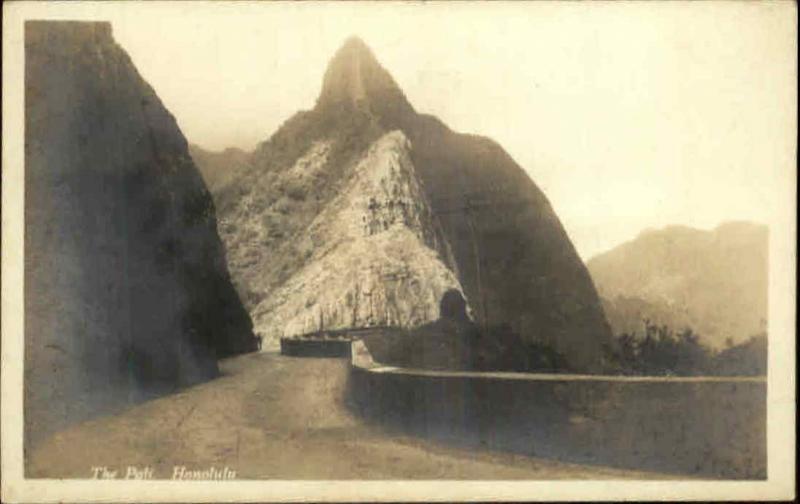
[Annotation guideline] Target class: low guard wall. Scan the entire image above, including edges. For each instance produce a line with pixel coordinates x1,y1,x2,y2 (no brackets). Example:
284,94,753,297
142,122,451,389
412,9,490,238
348,340,767,479
279,327,403,357
279,338,352,358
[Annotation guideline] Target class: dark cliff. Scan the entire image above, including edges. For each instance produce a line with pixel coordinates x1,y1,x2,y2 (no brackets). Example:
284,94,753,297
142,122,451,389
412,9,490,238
24,21,257,449
322,38,612,371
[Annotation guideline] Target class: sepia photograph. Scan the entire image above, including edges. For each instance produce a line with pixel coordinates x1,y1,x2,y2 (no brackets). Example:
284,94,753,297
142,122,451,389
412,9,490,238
1,1,796,502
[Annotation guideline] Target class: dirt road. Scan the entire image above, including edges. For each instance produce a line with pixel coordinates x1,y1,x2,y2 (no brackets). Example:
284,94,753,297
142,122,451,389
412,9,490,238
28,352,669,479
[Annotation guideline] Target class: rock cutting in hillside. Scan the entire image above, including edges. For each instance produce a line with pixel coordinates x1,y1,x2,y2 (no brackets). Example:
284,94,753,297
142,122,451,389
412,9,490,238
24,21,258,449
195,37,612,372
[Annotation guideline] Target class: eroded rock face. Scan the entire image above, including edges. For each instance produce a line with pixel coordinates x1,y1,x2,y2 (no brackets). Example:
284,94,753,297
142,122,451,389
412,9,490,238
24,21,256,448
199,37,612,372
251,131,465,340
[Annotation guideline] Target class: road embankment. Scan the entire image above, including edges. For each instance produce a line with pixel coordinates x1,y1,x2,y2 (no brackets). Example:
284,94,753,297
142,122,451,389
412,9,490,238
348,339,766,479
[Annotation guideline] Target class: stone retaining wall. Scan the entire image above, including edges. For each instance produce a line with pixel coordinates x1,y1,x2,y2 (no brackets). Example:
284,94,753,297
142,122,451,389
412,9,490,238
279,338,352,358
348,340,767,479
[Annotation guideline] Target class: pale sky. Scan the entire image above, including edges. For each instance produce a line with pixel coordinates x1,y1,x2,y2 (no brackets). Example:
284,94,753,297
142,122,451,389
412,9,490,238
29,1,797,259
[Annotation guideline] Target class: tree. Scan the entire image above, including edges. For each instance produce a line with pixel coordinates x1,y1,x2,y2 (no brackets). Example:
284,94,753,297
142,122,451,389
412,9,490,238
606,320,713,376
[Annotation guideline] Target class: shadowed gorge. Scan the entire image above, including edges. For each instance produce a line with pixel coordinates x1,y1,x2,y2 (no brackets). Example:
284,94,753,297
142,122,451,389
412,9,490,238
24,21,257,451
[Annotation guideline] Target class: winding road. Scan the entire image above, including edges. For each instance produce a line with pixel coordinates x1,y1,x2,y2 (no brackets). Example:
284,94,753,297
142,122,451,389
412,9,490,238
28,352,670,479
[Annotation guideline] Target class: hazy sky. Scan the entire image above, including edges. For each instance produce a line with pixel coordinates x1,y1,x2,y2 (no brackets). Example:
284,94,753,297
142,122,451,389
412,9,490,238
34,1,796,259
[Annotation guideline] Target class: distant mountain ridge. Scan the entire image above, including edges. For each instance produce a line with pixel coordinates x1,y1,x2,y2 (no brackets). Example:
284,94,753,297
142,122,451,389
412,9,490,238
588,221,768,348
194,37,612,371
189,144,253,194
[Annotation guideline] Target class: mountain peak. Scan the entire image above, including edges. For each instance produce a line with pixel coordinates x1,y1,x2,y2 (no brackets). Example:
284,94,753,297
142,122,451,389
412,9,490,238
316,36,414,121
338,35,372,56
26,20,114,52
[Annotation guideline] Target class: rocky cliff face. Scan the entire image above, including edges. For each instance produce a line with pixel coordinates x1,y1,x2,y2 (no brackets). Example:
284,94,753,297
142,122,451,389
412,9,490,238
24,21,257,448
251,131,464,340
588,222,768,347
200,37,612,371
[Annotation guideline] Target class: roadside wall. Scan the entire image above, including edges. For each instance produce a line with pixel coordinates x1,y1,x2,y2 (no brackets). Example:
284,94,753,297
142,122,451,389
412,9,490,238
348,340,766,479
279,338,352,358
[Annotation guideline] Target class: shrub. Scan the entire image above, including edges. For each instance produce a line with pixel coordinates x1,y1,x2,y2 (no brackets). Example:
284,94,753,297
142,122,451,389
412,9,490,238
604,319,766,376
711,333,767,376
604,320,713,376
286,182,307,201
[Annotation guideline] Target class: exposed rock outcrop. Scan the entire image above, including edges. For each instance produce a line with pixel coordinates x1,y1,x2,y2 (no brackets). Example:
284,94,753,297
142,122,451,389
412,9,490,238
251,131,464,339
588,222,768,348
24,21,257,449
199,37,612,371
